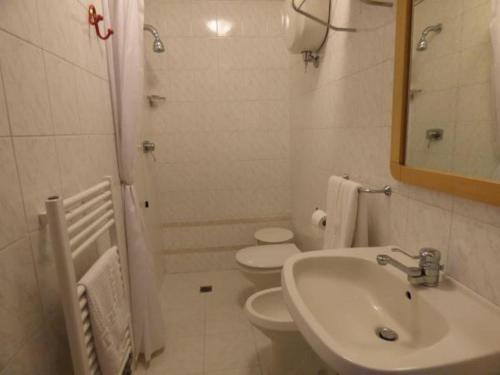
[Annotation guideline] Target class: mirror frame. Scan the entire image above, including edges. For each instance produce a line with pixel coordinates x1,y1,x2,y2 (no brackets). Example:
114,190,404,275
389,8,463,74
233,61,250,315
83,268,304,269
391,0,500,206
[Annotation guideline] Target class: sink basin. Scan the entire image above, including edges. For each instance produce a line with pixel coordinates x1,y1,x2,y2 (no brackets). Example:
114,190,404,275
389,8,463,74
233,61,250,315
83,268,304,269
282,247,500,375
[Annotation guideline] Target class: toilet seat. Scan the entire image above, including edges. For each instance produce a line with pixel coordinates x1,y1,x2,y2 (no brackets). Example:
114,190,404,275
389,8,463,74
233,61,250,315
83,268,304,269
245,287,296,332
236,244,300,270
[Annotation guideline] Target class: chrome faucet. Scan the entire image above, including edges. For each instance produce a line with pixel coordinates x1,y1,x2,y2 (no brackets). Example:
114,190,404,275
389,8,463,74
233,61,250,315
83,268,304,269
376,248,443,287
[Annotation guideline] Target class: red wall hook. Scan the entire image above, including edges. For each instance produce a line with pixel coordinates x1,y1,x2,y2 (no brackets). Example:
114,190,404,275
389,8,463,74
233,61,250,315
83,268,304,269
88,5,113,40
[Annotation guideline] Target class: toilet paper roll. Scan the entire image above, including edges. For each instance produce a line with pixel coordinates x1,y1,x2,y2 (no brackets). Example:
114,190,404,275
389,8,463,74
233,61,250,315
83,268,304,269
311,209,327,229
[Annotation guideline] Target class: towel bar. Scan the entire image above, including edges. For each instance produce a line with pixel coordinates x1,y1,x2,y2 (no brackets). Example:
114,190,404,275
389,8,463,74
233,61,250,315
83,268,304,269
358,186,392,196
342,175,392,196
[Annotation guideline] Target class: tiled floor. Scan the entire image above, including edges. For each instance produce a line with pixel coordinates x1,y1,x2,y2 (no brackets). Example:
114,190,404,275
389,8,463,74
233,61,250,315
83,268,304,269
137,269,333,375
137,270,264,375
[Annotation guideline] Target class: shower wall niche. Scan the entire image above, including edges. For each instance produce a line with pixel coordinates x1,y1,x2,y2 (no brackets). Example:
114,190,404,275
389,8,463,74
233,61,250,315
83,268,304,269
143,0,292,272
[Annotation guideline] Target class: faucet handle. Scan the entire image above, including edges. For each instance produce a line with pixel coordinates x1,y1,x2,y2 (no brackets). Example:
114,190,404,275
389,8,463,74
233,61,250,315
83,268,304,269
419,247,441,261
391,247,420,259
419,248,443,270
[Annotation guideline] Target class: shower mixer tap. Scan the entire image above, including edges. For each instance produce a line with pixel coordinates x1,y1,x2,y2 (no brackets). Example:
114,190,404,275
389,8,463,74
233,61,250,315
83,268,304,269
142,140,156,161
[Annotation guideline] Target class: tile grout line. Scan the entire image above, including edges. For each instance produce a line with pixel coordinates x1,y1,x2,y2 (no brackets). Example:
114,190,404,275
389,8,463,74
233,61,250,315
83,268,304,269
0,62,31,252
0,27,109,82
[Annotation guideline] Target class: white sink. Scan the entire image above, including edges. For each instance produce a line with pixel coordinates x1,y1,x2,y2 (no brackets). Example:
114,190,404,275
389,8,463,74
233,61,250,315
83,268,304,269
282,246,500,375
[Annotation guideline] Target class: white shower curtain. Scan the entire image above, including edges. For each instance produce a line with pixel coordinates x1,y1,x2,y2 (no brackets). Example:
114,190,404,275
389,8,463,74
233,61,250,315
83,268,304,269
103,0,164,361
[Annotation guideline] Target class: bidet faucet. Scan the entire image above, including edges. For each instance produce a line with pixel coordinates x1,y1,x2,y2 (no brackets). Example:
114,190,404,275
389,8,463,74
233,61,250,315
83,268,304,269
376,248,443,287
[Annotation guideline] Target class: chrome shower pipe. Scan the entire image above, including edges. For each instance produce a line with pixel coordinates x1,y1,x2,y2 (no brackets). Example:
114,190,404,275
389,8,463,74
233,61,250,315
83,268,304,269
144,24,165,53
416,23,443,51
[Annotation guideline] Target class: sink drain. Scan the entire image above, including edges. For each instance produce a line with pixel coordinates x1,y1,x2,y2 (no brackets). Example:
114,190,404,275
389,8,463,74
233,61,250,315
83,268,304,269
375,327,399,342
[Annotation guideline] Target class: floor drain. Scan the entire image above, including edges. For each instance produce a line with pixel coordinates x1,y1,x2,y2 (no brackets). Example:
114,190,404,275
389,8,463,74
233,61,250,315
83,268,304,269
200,285,213,293
375,327,398,342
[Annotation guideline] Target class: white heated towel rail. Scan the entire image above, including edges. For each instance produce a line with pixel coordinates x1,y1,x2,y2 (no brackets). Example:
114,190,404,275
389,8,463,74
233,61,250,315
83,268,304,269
45,177,133,375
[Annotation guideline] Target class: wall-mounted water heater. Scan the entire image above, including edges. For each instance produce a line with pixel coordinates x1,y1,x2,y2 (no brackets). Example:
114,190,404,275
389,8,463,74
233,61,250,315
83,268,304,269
282,0,330,68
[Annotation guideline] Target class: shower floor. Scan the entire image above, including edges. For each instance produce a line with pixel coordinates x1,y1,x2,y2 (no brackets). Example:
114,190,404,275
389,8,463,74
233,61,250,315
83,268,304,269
136,269,263,375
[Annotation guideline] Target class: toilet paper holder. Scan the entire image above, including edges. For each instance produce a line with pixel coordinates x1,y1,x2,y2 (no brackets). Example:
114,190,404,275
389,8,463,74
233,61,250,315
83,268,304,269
313,208,327,228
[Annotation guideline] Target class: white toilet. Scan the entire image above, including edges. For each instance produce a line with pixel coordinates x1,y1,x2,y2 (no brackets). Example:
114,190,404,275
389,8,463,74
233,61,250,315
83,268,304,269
245,287,332,375
236,227,299,290
236,243,300,290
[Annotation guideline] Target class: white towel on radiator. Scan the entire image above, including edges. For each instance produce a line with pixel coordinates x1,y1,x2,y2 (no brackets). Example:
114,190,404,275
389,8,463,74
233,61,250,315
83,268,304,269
79,247,130,375
323,176,368,249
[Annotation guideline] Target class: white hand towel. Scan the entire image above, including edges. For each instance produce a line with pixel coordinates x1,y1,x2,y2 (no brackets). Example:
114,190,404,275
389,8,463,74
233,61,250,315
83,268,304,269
323,176,367,249
353,193,369,247
79,248,130,375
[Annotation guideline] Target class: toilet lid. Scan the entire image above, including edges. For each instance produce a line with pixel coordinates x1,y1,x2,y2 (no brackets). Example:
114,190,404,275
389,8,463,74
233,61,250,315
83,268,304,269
254,227,294,244
236,244,300,269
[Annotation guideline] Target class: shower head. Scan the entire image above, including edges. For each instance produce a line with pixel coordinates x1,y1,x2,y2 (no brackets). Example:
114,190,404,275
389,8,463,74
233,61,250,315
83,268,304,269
152,38,165,53
416,23,442,51
416,38,428,51
144,24,165,53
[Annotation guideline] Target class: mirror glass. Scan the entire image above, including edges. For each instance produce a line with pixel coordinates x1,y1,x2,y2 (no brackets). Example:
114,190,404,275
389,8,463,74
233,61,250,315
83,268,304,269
405,0,500,181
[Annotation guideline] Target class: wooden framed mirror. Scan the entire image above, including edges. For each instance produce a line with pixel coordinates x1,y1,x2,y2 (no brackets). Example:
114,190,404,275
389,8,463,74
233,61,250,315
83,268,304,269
391,0,500,206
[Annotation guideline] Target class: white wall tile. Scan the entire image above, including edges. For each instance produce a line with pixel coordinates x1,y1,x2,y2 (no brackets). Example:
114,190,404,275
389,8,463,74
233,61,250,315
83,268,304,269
192,1,217,37
0,71,9,137
448,215,500,306
165,38,218,71
0,326,71,375
461,1,491,49
457,83,495,124
0,33,53,136
0,0,40,45
459,43,492,86
162,1,193,37
85,135,119,184
38,0,80,65
56,136,92,196
0,238,43,371
453,196,500,229
0,139,26,249
163,250,238,273
405,200,452,261
77,72,114,135
44,53,82,135
162,220,290,251
13,137,62,231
